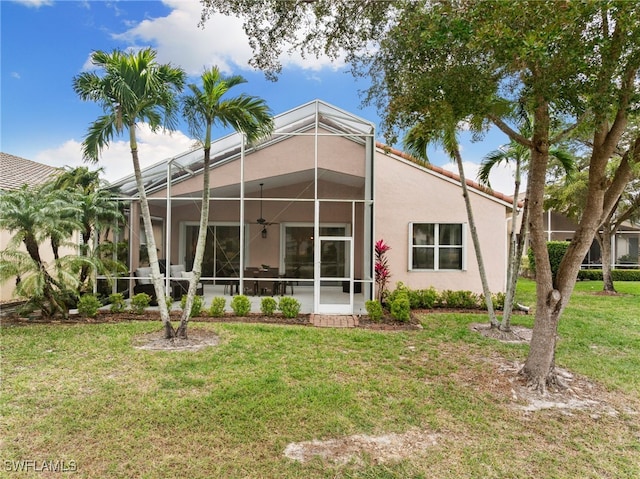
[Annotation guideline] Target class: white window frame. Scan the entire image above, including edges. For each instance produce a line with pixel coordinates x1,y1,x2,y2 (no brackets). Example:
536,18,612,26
408,222,467,271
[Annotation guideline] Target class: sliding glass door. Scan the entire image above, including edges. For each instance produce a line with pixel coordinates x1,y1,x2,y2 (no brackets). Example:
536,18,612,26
183,224,240,279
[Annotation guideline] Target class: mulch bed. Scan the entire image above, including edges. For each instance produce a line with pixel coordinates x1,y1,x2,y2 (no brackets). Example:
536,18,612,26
2,307,511,331
2,309,427,331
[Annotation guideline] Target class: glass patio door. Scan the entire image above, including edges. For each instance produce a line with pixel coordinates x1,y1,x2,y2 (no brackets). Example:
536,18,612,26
316,236,353,314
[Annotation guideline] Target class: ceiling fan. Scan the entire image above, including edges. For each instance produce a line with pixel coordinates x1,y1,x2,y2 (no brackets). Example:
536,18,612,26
254,183,279,227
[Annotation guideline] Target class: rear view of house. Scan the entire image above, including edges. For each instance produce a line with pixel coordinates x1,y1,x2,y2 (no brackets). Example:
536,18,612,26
108,100,515,314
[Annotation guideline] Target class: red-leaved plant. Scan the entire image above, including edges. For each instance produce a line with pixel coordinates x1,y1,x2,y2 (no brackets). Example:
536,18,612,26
375,239,391,302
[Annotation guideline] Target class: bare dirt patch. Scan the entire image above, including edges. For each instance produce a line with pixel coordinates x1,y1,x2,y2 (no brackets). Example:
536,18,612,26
469,322,628,415
284,429,439,465
470,322,532,343
133,328,220,351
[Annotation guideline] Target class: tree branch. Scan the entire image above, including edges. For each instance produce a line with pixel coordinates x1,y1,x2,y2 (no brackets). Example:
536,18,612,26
489,114,533,147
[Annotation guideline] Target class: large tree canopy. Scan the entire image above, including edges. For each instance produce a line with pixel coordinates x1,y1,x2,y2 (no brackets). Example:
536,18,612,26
202,0,640,390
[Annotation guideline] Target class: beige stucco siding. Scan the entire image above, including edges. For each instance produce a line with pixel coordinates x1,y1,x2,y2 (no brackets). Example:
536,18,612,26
374,152,508,294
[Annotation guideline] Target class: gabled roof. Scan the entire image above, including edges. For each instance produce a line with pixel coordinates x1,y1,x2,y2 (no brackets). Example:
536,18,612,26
377,143,518,207
109,99,375,197
0,152,60,191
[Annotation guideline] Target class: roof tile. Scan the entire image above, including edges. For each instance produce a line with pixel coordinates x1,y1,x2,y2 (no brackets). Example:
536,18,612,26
0,152,60,190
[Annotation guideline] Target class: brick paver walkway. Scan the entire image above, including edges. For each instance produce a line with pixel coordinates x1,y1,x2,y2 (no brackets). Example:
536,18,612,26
309,314,359,328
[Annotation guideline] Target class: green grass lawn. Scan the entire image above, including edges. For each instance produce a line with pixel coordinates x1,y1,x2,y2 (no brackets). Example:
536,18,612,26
1,280,639,478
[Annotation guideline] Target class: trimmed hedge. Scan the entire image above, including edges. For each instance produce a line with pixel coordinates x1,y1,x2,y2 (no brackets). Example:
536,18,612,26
578,269,640,281
528,241,570,279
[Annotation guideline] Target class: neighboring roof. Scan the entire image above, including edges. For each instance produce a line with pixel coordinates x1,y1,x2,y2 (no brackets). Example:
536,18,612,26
0,152,61,191
377,143,518,207
109,99,375,197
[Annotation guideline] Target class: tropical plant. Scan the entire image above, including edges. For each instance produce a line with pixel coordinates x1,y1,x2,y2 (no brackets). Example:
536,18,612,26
0,184,87,317
177,66,273,338
374,239,391,303
47,166,124,294
403,124,499,328
73,48,185,338
478,115,575,332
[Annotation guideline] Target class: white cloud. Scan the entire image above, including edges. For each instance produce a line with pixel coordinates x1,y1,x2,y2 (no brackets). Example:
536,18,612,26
441,161,524,198
113,0,343,75
11,72,21,79
35,124,195,184
11,0,53,8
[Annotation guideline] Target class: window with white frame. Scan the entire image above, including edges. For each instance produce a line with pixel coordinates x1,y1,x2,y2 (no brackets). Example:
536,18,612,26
410,223,465,271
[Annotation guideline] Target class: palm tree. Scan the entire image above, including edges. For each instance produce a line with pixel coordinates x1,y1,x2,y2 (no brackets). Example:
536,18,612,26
0,185,84,317
48,166,124,293
73,48,185,338
479,121,574,331
177,66,273,338
403,122,499,328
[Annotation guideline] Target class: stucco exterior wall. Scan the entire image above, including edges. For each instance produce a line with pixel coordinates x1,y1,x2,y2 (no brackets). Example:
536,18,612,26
374,152,509,294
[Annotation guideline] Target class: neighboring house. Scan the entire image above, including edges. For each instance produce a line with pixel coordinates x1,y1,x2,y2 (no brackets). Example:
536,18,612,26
0,153,63,302
108,100,516,314
544,211,640,269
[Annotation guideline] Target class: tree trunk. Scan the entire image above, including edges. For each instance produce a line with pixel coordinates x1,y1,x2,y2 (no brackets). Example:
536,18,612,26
452,144,498,327
177,139,212,339
521,90,634,391
519,98,562,392
501,160,526,331
129,125,173,338
597,227,616,292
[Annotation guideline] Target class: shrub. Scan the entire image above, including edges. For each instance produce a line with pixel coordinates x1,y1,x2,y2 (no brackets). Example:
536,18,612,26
440,290,481,309
165,296,174,311
365,299,383,322
528,241,570,279
208,297,226,317
417,287,439,309
407,289,422,309
385,281,408,306
491,292,506,311
261,297,278,316
231,295,251,316
130,293,151,314
390,290,411,322
180,294,203,317
78,294,101,318
278,296,301,318
108,293,126,313
577,269,640,281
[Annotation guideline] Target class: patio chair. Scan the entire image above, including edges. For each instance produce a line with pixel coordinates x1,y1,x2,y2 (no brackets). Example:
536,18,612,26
169,265,204,300
133,267,158,306
258,268,280,296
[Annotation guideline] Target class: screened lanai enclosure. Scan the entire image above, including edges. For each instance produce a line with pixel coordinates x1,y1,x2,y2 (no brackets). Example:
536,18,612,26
106,100,376,314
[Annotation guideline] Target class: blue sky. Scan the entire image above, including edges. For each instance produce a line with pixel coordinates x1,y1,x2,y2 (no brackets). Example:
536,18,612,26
1,0,515,192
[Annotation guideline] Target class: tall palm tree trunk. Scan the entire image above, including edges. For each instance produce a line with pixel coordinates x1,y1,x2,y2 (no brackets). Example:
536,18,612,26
129,128,173,338
501,161,526,331
452,145,498,327
176,142,212,339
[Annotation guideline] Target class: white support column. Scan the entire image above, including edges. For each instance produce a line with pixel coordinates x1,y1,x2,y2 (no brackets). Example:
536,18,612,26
165,161,173,296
